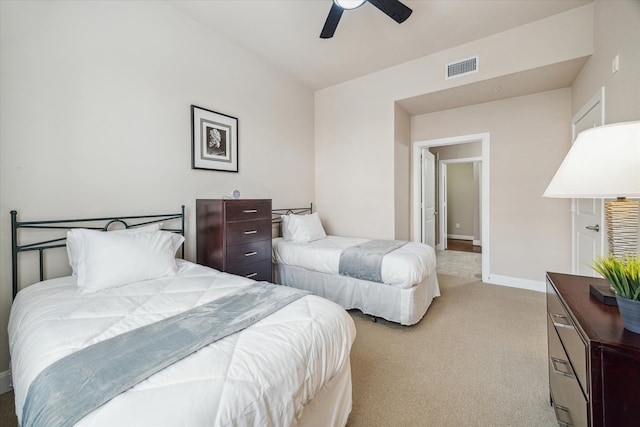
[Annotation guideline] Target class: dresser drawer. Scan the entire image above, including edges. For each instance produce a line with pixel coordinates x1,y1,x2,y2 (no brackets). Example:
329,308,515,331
547,280,588,396
226,239,271,268
548,317,588,427
225,200,271,221
227,259,272,282
225,219,272,245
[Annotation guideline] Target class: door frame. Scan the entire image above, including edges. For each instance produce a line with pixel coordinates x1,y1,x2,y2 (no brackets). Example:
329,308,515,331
420,149,436,247
412,133,490,282
570,87,606,275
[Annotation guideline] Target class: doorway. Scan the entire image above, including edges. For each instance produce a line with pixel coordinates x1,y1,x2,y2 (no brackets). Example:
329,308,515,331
412,133,490,282
439,158,482,251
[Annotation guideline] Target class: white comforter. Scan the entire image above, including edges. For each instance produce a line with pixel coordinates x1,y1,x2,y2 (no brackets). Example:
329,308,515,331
273,236,436,288
9,260,355,426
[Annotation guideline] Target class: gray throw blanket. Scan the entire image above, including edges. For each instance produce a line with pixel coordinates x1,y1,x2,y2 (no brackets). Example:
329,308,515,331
339,239,407,283
22,282,308,427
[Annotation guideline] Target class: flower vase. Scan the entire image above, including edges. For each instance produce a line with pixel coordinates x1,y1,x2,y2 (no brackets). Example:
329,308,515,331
615,295,640,334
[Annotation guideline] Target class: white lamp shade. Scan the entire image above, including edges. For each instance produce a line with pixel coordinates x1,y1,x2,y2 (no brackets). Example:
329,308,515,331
543,121,640,198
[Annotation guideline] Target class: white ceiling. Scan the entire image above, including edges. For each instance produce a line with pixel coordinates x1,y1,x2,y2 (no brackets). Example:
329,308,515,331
168,0,592,112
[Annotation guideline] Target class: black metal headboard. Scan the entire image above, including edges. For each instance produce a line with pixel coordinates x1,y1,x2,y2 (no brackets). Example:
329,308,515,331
271,203,313,237
10,206,185,298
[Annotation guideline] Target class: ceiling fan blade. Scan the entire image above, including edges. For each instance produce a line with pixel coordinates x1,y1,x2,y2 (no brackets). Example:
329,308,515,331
320,3,344,39
367,0,412,23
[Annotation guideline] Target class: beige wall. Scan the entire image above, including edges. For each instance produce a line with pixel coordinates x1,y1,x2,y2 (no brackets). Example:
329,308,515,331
473,163,481,243
394,105,411,240
412,89,574,282
572,0,640,123
0,1,315,372
315,84,395,237
446,163,475,238
430,142,482,160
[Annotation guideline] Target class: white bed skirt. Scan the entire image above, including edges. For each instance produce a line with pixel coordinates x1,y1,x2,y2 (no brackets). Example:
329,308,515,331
275,264,440,326
296,356,352,427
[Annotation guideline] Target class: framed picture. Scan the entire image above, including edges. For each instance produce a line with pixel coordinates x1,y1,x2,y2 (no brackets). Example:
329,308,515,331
191,105,238,172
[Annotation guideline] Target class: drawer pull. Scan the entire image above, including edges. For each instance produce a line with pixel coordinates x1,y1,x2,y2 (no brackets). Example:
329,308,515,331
553,322,575,329
551,357,575,378
244,230,258,235
245,272,258,278
553,322,575,330
552,313,575,329
243,209,258,213
244,251,258,257
553,403,573,427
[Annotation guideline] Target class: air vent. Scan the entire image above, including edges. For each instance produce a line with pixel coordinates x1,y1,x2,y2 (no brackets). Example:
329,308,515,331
446,56,479,79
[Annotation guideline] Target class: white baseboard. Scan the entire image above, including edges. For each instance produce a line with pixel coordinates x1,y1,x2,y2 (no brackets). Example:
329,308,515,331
0,370,12,394
484,274,546,293
447,234,473,241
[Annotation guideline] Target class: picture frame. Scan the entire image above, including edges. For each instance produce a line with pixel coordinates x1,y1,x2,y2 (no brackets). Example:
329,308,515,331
191,105,238,172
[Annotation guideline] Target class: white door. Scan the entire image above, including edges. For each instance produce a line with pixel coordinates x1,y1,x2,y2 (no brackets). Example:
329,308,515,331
572,89,605,276
421,150,436,248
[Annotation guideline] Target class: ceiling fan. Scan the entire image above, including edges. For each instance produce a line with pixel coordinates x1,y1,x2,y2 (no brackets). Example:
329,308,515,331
320,0,412,39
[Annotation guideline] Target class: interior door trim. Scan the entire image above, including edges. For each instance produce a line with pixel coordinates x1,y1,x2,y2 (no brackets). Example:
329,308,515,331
570,87,606,274
411,133,490,283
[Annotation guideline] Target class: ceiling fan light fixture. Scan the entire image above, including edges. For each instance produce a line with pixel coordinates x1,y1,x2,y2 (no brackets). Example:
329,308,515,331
321,0,412,39
334,0,366,10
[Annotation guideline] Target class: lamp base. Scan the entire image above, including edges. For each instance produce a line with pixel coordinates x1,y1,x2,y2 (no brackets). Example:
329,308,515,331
590,284,618,306
605,198,639,258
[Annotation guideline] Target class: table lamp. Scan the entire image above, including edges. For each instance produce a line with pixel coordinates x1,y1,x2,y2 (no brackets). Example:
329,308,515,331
543,121,640,303
544,121,640,256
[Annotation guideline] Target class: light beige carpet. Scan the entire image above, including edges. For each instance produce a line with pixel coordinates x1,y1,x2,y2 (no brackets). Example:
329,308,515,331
0,391,15,427
347,273,556,426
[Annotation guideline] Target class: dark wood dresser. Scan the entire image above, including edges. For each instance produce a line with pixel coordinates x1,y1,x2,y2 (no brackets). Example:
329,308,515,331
196,199,272,281
546,272,640,427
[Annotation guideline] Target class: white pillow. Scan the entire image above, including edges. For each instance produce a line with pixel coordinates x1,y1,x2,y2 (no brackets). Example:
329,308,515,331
284,213,326,243
67,223,163,275
281,215,293,241
68,228,184,292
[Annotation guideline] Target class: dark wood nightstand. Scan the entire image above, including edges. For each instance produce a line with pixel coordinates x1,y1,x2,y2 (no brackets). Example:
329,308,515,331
546,272,640,426
196,199,272,281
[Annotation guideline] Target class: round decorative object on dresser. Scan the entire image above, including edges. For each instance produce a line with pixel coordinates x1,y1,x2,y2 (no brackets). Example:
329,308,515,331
616,295,640,334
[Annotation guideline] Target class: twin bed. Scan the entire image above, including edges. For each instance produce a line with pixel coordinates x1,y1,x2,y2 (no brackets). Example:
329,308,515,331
8,204,438,426
272,206,440,326
8,208,355,427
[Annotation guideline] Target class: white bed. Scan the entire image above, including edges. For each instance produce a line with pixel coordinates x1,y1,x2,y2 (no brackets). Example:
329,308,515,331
272,212,440,326
9,210,356,427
